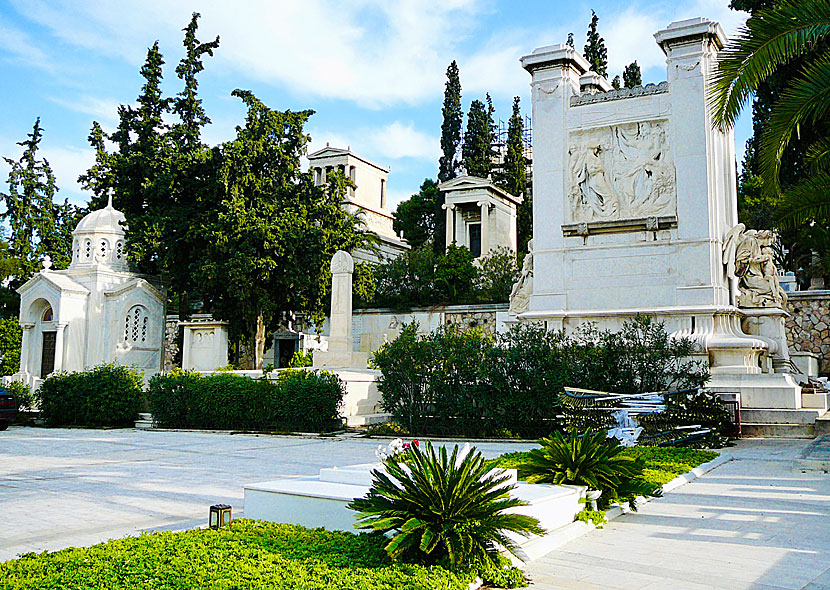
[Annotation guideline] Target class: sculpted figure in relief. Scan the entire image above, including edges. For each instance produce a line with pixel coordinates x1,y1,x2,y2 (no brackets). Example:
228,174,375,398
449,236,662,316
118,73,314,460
723,223,787,308
509,240,533,316
567,121,675,223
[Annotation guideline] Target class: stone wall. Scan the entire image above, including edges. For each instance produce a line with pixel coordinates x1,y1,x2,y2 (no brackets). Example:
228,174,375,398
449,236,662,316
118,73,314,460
444,309,499,334
785,291,830,374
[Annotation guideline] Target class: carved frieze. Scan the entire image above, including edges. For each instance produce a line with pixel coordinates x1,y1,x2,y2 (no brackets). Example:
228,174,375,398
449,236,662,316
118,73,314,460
567,119,676,224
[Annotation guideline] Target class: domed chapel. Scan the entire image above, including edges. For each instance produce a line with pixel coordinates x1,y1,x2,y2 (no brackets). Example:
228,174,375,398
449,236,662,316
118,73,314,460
13,198,165,388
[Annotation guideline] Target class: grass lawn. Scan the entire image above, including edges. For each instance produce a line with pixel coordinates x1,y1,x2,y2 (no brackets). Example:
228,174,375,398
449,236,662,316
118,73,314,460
0,520,522,590
491,446,719,488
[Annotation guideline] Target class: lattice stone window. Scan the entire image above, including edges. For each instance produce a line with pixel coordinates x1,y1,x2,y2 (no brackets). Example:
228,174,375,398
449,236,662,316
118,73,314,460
84,239,92,259
73,239,80,261
124,305,149,345
99,239,109,260
115,241,124,261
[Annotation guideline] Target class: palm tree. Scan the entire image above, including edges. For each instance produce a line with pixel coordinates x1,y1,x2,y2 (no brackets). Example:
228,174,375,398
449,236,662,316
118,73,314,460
709,1,830,226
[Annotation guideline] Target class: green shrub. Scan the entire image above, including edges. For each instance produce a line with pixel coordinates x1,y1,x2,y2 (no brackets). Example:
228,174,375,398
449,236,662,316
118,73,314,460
287,350,313,368
349,442,543,567
0,317,22,376
575,508,607,527
6,381,34,411
36,364,143,427
475,246,520,303
147,369,344,432
0,520,521,589
520,430,662,508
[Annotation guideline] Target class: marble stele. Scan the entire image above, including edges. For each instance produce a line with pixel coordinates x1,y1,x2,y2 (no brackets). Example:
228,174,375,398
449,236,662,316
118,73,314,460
518,17,802,410
11,200,165,389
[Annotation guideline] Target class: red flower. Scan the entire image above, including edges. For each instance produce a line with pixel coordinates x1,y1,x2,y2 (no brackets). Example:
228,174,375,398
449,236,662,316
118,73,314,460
412,439,419,447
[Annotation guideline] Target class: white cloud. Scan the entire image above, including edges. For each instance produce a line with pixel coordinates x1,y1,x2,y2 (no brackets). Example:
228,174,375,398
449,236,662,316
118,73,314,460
365,122,439,161
49,95,122,125
42,145,96,206
0,18,53,71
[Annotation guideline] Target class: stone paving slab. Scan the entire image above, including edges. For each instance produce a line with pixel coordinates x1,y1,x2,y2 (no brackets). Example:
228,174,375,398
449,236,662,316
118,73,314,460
0,427,532,562
794,435,830,472
523,438,830,590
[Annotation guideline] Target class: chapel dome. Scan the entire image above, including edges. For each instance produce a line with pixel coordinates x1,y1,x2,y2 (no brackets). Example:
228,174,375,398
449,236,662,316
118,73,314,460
73,201,127,237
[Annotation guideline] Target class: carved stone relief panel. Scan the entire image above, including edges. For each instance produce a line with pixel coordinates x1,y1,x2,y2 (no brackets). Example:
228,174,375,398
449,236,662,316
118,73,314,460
567,119,676,224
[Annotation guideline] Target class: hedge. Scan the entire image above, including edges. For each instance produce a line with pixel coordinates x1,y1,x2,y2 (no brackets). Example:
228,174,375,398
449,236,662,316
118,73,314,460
36,364,143,427
146,369,345,432
372,317,713,438
0,520,525,589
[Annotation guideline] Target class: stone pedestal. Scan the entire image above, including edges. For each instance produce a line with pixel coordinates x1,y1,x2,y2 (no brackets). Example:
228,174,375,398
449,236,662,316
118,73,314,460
181,320,229,372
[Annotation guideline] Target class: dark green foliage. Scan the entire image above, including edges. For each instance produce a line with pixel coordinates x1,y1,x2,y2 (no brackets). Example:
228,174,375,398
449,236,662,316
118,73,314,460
197,92,367,367
439,61,463,183
521,430,662,508
146,369,344,431
36,364,143,427
373,317,711,438
392,178,444,252
611,76,621,90
349,442,543,567
0,317,22,376
353,261,377,308
475,246,519,303
372,247,441,309
462,99,494,179
583,11,608,78
1,119,78,298
637,388,732,437
496,97,531,254
435,243,477,302
0,520,517,590
623,61,642,88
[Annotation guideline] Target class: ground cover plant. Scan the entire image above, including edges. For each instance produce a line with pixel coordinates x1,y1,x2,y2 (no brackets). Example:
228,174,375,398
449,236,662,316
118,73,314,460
36,364,143,427
349,441,542,572
0,520,518,590
491,445,718,492
147,369,345,432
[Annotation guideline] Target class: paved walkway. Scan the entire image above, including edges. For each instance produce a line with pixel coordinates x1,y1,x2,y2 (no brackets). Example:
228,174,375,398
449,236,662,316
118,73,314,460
2,429,829,590
0,427,532,561
525,438,830,590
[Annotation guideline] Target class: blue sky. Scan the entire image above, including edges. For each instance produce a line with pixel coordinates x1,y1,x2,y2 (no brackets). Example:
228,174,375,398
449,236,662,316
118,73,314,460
0,0,750,212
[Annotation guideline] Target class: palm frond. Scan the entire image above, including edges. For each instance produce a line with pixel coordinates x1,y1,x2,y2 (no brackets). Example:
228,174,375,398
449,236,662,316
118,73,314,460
805,136,830,173
774,171,830,227
758,52,830,196
709,0,830,130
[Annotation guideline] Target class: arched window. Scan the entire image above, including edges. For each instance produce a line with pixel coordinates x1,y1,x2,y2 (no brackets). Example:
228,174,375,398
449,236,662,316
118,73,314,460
99,239,109,260
115,241,124,261
42,306,53,322
73,239,80,262
124,305,149,345
84,239,92,259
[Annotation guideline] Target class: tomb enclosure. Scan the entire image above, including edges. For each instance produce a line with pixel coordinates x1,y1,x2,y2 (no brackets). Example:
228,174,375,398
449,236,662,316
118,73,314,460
11,199,165,389
518,18,812,412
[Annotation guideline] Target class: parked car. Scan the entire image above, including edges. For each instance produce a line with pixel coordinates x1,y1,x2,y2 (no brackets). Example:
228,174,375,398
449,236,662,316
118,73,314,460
0,387,18,430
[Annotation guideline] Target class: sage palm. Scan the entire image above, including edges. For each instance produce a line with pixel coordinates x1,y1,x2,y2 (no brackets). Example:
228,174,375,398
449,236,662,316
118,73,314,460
709,1,830,225
348,442,543,566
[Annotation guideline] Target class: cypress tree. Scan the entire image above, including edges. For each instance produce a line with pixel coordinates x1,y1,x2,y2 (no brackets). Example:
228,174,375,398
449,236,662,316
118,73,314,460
438,61,462,183
583,10,608,78
462,99,492,179
498,97,530,253
623,61,642,88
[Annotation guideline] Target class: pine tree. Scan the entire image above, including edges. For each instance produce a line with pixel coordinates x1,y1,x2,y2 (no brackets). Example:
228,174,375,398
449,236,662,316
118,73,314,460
438,61,462,183
462,99,492,179
583,10,608,78
623,61,642,88
497,97,530,253
1,119,76,296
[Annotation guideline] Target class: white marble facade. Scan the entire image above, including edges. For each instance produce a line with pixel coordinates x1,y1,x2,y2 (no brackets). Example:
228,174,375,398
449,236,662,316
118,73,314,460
308,146,409,263
519,18,802,409
439,175,521,258
13,200,165,388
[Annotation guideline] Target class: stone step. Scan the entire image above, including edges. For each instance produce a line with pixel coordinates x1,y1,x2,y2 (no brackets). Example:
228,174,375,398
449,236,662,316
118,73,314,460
741,423,816,438
802,391,830,412
135,413,154,430
346,413,391,427
740,408,821,425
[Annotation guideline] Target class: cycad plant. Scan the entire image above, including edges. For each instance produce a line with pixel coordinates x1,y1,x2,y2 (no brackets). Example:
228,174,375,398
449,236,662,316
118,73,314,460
709,1,830,225
348,442,543,567
520,430,660,508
